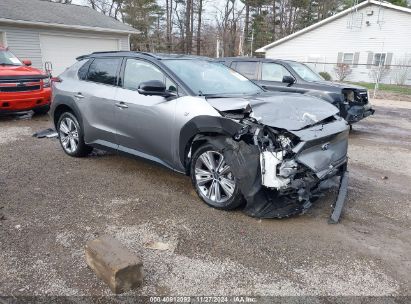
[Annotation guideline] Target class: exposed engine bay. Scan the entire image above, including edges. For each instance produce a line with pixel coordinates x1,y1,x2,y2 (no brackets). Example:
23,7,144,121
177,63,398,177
195,96,350,222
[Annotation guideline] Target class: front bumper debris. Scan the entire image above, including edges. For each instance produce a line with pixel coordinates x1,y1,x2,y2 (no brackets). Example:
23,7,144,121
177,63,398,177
203,118,349,222
329,170,349,224
345,104,375,124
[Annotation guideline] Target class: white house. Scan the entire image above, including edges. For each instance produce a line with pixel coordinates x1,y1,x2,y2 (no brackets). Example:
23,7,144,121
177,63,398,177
0,0,138,75
256,0,411,85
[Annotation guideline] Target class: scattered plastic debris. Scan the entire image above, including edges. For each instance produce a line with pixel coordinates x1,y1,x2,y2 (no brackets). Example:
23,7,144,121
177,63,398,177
32,128,58,139
143,241,171,251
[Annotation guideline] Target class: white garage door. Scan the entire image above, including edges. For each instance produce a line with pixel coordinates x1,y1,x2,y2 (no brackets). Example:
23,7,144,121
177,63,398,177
40,34,119,76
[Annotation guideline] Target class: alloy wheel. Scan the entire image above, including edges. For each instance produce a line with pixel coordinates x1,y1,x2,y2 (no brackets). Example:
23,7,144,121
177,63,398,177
194,150,236,204
59,117,79,153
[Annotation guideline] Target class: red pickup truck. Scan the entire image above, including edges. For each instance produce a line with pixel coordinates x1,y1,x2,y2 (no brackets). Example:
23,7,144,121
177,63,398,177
0,46,51,115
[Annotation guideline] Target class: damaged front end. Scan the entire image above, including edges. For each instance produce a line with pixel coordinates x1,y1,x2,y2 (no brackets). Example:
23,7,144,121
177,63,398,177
341,88,375,124
206,98,349,222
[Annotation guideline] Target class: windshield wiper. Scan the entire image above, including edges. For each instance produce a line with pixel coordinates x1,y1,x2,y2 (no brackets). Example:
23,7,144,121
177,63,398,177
0,63,20,66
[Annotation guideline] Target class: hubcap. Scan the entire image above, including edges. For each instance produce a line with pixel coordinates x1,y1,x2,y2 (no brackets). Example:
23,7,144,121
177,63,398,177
195,151,236,204
59,117,79,153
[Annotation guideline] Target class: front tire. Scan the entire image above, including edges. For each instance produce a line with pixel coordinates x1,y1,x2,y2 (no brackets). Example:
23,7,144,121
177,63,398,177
190,142,244,210
57,112,92,157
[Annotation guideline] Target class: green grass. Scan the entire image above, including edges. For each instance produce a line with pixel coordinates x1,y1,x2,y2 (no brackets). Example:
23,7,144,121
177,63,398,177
349,82,411,95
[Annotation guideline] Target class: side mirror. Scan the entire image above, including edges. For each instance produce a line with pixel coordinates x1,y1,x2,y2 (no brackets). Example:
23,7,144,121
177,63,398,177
22,59,32,66
137,80,175,97
282,75,295,85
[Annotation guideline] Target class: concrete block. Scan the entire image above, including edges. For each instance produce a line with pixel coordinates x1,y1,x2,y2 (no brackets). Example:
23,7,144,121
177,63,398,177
85,236,143,294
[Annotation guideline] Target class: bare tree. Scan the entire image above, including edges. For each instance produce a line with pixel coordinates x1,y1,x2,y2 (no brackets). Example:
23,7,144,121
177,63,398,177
87,0,124,20
196,0,203,55
391,57,411,86
184,0,193,54
334,63,352,81
369,65,391,85
215,0,244,57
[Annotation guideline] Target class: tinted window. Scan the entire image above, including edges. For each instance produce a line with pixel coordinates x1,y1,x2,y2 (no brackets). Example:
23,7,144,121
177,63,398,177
124,59,176,91
232,61,257,79
287,61,322,82
86,58,121,85
78,59,92,80
261,63,292,82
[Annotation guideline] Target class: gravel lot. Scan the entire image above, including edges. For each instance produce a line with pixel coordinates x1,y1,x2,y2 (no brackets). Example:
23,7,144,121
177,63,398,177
0,99,410,297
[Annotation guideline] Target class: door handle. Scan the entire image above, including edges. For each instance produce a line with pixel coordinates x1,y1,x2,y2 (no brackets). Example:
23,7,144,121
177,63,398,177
115,102,128,109
74,93,85,99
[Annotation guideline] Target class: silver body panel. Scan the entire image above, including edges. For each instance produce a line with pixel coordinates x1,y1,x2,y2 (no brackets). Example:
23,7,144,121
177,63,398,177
51,57,348,174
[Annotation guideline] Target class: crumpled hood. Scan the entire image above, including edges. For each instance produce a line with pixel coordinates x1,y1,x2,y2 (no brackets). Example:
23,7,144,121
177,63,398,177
310,80,367,91
207,92,340,131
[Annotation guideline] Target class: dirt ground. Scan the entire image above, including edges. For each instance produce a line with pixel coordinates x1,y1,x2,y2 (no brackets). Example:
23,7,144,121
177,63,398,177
0,99,410,298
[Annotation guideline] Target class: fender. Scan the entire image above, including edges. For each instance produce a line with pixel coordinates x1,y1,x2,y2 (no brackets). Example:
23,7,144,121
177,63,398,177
51,95,84,130
178,115,243,167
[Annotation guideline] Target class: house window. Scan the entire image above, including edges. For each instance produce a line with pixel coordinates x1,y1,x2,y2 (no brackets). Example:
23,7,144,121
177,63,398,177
342,53,354,65
374,53,386,66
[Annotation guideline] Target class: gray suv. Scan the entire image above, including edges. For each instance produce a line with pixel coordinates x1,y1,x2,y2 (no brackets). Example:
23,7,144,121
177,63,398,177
51,52,349,221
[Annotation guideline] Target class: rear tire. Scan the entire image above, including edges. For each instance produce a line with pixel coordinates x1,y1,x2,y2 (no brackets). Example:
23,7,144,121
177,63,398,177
57,112,92,157
190,142,244,210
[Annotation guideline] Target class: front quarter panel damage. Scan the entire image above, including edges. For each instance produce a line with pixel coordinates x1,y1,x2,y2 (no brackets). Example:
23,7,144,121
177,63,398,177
183,95,350,221
188,116,349,220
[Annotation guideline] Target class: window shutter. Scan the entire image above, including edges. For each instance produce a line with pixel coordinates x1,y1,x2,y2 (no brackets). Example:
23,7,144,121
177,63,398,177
366,52,374,69
353,52,360,68
337,52,343,64
385,52,393,68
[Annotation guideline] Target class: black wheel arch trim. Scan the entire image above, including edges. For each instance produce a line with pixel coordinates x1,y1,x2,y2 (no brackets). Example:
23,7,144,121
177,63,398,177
179,115,243,170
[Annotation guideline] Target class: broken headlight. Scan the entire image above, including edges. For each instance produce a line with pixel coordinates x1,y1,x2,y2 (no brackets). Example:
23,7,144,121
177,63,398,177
344,90,355,104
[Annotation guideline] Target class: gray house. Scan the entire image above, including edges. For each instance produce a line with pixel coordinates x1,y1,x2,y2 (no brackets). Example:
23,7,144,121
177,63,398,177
0,0,138,75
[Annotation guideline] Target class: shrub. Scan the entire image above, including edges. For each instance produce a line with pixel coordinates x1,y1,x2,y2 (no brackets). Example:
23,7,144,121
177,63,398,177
319,71,332,81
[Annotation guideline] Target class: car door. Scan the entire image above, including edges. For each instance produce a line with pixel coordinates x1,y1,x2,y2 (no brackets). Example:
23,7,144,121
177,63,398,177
76,57,121,149
258,62,305,94
114,58,178,168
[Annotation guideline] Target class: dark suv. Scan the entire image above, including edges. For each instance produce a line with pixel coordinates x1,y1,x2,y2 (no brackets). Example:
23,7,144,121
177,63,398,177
220,58,375,124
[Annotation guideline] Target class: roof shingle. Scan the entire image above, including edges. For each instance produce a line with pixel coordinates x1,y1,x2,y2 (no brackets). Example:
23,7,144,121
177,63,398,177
0,0,137,33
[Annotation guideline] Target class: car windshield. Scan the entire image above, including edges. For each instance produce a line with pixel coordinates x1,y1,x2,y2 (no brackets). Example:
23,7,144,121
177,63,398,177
163,59,262,96
0,50,23,66
288,61,323,82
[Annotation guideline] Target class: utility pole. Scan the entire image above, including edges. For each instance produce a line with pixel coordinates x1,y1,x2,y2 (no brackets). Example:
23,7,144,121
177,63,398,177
216,36,220,58
250,29,254,56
